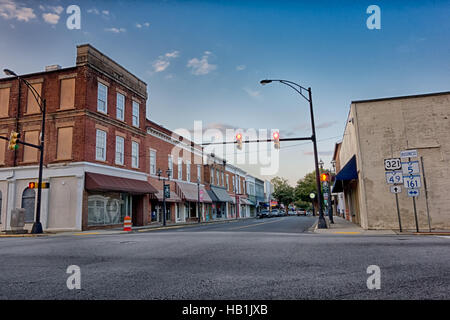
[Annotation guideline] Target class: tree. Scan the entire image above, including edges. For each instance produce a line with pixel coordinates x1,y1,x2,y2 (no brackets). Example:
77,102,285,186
294,171,317,204
271,177,294,214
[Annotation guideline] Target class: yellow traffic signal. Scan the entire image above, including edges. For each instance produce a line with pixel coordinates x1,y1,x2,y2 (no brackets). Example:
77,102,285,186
320,173,329,182
273,131,280,149
236,133,243,150
28,182,50,189
8,131,20,150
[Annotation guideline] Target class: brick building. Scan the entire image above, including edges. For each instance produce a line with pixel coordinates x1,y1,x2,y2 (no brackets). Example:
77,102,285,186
0,43,256,233
0,44,156,231
145,119,211,224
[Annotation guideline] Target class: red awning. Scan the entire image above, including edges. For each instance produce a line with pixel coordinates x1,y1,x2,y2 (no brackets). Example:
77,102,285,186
85,172,157,194
176,181,212,203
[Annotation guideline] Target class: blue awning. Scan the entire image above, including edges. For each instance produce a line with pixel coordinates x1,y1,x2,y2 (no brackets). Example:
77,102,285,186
335,155,358,181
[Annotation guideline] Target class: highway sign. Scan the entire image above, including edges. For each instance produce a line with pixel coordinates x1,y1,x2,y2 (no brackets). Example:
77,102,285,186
384,158,401,171
403,175,421,189
402,161,420,175
390,185,402,194
386,171,403,184
400,150,418,158
407,188,420,197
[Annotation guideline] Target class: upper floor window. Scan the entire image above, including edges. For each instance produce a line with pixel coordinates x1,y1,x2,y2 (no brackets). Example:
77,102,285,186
131,141,139,168
116,93,125,121
216,170,220,186
96,129,107,161
168,155,173,177
0,87,10,118
197,165,201,183
221,172,224,187
97,83,108,114
210,168,214,184
178,158,183,180
132,101,139,127
226,174,229,190
186,162,191,182
150,150,156,175
115,136,124,165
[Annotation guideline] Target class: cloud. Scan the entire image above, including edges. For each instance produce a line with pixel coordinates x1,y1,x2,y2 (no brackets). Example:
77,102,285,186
136,22,150,28
187,52,217,75
303,150,333,156
102,10,109,15
152,50,180,73
87,8,99,14
316,121,338,129
42,12,59,24
236,65,246,71
0,0,36,22
243,88,261,99
153,59,170,72
105,27,126,33
165,50,179,58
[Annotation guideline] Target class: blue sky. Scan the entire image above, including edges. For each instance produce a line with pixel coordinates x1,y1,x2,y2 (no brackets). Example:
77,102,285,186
1,0,449,184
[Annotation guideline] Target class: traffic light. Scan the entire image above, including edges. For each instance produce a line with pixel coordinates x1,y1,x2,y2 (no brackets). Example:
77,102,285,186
28,182,50,189
236,133,243,150
273,131,280,149
8,131,20,151
320,173,329,182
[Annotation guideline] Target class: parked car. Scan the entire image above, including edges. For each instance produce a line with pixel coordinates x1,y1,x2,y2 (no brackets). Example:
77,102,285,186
288,210,297,216
296,209,306,216
257,210,270,219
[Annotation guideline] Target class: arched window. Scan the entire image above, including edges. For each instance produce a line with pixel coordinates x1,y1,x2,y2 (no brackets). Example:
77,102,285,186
22,188,36,223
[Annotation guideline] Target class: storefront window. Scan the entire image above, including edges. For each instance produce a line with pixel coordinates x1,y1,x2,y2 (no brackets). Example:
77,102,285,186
88,192,130,226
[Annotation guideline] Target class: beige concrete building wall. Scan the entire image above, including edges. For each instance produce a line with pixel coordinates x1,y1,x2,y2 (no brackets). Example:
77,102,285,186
355,92,450,230
47,176,78,230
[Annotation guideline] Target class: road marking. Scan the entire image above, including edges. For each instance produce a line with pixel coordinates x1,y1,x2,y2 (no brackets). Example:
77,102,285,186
436,236,450,239
333,232,361,234
229,218,285,230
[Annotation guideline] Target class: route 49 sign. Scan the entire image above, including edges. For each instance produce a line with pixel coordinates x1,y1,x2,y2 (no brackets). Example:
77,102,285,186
386,171,403,184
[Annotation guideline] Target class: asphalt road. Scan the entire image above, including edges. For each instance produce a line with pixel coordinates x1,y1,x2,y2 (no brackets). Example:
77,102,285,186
0,216,449,299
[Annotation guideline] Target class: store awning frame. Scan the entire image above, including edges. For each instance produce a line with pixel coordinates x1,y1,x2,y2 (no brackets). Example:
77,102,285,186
176,181,212,203
210,186,233,202
335,155,358,181
85,172,157,194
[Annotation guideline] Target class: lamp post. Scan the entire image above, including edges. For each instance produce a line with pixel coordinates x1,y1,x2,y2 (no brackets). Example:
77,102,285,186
4,69,46,234
157,168,171,226
260,79,327,228
197,177,201,224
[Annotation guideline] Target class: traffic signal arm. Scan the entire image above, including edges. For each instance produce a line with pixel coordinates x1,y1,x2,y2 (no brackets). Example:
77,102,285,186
17,139,42,150
201,136,312,146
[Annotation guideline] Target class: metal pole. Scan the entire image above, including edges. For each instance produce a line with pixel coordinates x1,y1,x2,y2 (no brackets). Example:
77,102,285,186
309,88,327,229
420,156,432,232
31,99,46,234
408,157,419,232
395,192,402,232
162,179,167,226
412,197,419,233
197,180,201,223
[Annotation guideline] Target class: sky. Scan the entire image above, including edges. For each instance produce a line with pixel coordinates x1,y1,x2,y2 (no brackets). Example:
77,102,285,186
1,0,449,185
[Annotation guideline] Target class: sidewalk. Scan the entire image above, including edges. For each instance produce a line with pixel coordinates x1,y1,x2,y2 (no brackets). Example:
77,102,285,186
313,216,396,235
0,217,253,238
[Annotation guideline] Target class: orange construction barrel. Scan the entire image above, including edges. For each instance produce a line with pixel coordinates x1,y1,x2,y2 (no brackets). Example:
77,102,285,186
123,216,132,231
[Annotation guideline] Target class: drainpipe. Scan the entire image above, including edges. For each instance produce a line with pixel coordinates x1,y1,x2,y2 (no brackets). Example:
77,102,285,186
13,78,21,166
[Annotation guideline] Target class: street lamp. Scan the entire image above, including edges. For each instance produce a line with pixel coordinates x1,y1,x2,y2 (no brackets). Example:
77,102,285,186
4,69,46,234
259,79,327,229
157,168,171,226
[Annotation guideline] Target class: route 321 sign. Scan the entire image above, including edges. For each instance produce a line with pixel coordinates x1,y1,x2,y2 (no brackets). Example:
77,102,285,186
384,158,402,171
